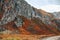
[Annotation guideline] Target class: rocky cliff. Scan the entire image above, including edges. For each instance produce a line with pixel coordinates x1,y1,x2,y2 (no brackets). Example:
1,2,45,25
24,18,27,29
0,0,60,35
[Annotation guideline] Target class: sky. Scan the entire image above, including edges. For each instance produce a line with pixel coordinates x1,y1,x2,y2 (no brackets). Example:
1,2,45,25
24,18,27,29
25,0,60,12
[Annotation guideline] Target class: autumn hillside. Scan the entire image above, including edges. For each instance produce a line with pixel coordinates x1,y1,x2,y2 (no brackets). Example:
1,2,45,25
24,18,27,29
0,0,60,40
0,8,60,35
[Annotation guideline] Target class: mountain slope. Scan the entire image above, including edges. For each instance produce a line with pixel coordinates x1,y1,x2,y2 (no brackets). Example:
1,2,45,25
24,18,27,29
0,0,60,36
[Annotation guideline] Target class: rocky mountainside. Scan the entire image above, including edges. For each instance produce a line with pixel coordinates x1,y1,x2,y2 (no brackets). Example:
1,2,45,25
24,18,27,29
52,12,60,19
0,0,60,35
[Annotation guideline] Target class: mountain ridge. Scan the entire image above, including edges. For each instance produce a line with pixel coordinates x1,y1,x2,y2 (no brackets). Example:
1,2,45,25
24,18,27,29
0,0,60,35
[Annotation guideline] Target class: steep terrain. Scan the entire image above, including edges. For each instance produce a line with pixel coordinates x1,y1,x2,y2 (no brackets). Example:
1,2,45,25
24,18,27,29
0,0,60,40
0,0,60,35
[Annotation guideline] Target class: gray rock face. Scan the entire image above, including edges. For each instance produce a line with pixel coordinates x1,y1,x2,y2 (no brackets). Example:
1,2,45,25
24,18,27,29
0,0,49,27
14,16,23,27
0,0,34,26
52,12,60,19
